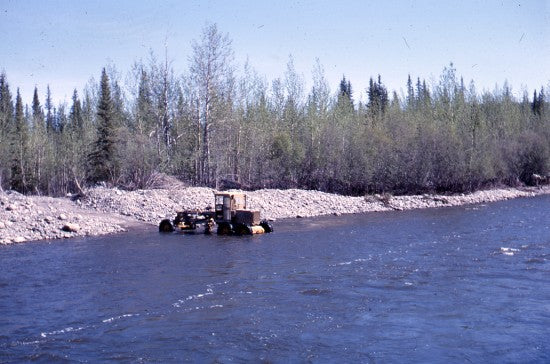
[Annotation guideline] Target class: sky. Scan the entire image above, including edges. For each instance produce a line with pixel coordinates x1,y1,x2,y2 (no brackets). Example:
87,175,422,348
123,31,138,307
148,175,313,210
1,0,549,105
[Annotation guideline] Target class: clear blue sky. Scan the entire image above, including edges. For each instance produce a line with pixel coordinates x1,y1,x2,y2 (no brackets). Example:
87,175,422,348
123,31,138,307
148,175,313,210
1,0,549,105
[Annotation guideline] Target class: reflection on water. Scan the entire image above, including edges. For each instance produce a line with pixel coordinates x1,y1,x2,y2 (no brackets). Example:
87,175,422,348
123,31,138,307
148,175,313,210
1,195,549,362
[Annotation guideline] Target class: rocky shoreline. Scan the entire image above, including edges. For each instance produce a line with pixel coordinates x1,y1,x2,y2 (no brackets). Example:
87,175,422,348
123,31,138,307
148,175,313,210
1,185,549,245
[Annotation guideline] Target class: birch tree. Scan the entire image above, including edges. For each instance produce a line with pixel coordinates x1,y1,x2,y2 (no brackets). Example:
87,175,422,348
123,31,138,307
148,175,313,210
189,23,234,185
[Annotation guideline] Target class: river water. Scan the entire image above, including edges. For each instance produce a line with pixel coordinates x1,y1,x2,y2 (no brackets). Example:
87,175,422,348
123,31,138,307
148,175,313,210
1,195,549,363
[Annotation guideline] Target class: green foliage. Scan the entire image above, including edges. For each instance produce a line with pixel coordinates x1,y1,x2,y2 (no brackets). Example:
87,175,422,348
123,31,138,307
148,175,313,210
367,75,388,121
532,88,545,116
10,90,29,192
268,131,304,186
517,131,549,185
45,85,54,132
87,68,119,184
0,32,548,196
189,23,235,186
0,73,15,188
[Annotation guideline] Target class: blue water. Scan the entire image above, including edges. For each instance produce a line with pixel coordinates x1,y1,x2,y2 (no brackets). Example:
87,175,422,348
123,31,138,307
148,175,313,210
1,195,549,363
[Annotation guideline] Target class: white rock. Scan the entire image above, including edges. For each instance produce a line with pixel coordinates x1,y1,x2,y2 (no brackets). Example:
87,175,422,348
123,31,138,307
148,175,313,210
58,214,68,221
13,236,26,243
61,223,79,232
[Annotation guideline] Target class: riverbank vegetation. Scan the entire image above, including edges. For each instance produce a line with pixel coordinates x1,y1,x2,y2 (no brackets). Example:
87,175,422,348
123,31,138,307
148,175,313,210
1,24,548,196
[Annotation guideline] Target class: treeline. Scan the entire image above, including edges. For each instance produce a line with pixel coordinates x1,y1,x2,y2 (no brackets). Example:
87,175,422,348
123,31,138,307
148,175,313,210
0,24,549,196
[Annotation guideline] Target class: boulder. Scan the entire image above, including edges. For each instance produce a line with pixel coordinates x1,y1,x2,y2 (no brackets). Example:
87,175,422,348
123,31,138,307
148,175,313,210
61,223,79,233
13,236,26,243
58,214,68,221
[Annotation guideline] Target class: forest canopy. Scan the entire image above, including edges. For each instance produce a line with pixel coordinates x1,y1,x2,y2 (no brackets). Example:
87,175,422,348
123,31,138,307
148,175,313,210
0,24,548,196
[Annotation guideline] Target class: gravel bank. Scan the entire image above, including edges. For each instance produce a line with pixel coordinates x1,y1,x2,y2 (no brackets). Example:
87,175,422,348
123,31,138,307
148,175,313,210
1,185,548,245
0,191,138,245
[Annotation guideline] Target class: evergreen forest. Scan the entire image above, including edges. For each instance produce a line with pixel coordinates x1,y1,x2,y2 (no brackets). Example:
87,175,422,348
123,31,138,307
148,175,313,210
1,24,548,196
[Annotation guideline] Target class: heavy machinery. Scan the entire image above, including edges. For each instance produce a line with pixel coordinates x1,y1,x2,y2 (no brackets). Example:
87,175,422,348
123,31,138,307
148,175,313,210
159,191,273,235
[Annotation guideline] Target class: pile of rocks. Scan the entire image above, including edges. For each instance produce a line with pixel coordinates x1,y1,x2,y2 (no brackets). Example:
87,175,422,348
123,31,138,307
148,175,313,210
367,188,542,211
246,189,387,219
81,186,389,222
0,191,130,245
82,187,216,223
81,185,548,222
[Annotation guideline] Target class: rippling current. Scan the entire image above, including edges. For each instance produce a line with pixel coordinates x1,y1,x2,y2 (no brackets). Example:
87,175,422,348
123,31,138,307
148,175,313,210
1,195,549,362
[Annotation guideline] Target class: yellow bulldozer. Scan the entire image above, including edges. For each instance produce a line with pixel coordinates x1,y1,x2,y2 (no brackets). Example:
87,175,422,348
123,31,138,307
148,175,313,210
159,191,273,235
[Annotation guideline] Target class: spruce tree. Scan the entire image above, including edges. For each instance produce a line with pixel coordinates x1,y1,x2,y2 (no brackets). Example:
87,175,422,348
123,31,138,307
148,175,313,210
367,75,388,119
337,75,353,110
0,72,14,136
88,68,118,183
406,74,415,109
32,87,43,126
537,87,545,116
0,74,14,189
45,85,54,132
69,89,83,130
136,69,153,134
339,76,349,99
11,89,29,192
30,86,47,192
67,89,89,193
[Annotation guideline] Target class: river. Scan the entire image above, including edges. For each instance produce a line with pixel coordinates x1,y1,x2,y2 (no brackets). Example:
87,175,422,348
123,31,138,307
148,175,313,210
1,195,549,362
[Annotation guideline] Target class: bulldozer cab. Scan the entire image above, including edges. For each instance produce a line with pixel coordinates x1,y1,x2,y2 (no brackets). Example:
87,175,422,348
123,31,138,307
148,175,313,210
214,192,247,223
